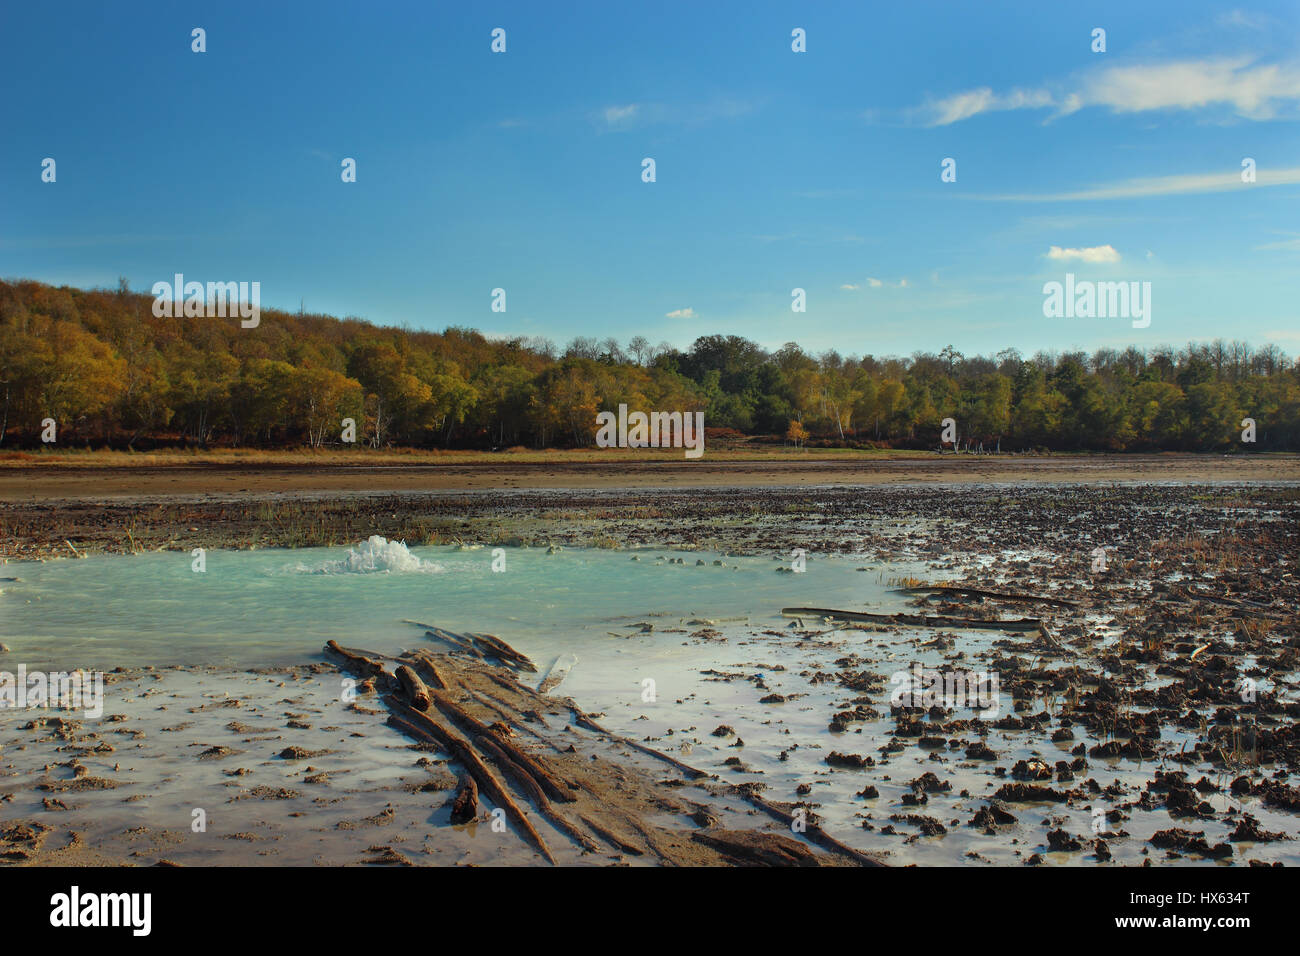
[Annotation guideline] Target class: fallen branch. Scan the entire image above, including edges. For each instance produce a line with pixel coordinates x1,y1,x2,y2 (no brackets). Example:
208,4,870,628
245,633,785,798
893,584,1078,609
468,632,537,672
573,709,711,780
1174,588,1292,621
740,791,886,867
1035,623,1076,656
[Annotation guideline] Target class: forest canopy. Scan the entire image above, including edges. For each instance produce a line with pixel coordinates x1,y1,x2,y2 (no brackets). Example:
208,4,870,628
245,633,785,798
2,278,1297,452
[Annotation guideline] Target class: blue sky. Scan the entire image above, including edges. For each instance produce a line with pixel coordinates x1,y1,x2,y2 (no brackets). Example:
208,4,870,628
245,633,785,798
3,0,1298,358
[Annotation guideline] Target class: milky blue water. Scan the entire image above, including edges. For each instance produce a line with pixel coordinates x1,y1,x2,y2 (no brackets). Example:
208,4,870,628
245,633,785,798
0,539,904,671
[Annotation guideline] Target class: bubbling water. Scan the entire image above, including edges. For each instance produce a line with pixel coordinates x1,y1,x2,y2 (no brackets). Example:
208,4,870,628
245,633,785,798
294,535,443,574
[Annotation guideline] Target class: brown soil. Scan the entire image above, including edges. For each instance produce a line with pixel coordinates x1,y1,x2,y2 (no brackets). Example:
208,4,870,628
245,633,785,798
3,452,1297,504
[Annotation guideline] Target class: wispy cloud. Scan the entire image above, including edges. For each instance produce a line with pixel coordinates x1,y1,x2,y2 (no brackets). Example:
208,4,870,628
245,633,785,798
974,166,1300,201
917,56,1300,125
0,233,183,249
601,104,639,126
748,232,867,245
923,87,1053,125
1046,244,1121,263
1217,9,1273,30
794,188,863,200
594,97,759,130
665,307,696,319
1255,234,1300,251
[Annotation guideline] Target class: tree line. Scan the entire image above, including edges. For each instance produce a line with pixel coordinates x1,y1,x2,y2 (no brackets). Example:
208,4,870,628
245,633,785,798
2,278,1297,452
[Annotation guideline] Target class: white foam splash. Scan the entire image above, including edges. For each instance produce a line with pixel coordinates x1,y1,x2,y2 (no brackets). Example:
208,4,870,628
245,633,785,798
297,536,443,574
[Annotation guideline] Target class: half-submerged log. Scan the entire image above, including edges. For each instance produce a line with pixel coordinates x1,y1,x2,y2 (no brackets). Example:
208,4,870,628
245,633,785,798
422,626,484,659
781,607,1042,632
325,640,398,691
468,632,537,672
394,665,433,712
692,829,821,867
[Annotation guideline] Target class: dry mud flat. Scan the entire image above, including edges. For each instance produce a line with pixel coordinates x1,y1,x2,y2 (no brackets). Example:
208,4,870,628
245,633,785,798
2,477,1298,867
1,451,1297,506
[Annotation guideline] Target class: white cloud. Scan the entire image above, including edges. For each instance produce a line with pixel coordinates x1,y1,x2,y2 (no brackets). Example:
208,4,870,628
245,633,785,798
1047,244,1121,263
867,277,883,288
918,57,1300,126
1256,237,1300,251
924,86,1053,125
1076,57,1300,119
840,283,860,291
665,307,696,319
897,278,910,288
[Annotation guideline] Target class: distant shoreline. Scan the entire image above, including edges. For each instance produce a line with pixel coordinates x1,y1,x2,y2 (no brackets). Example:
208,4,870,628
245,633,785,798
4,451,1298,504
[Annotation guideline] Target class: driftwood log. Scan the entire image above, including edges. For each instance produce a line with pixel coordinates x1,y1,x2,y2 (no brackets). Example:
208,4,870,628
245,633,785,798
325,626,885,867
